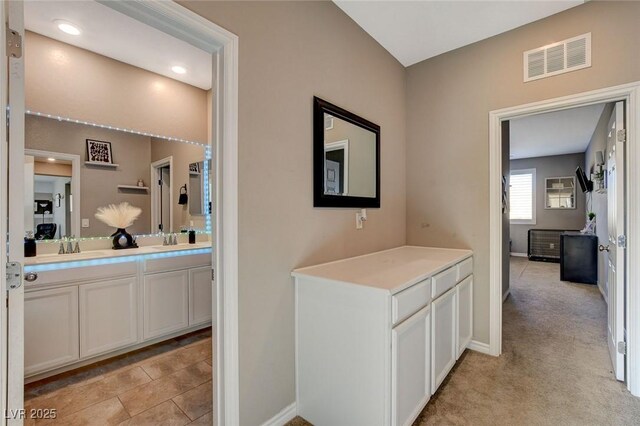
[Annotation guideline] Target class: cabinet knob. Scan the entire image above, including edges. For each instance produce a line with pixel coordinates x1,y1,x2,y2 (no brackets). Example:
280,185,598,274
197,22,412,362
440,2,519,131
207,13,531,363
24,272,38,282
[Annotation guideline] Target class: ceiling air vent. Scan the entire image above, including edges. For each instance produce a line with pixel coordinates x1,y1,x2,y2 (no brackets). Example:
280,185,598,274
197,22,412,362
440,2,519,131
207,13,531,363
524,33,591,82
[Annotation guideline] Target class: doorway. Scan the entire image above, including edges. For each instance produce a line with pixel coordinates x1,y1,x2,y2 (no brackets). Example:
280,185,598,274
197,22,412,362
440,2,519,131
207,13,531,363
488,82,640,397
502,100,626,383
151,157,174,234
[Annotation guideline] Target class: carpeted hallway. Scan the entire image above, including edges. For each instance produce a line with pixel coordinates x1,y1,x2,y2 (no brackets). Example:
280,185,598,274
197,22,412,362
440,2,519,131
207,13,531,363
288,257,640,425
414,257,640,425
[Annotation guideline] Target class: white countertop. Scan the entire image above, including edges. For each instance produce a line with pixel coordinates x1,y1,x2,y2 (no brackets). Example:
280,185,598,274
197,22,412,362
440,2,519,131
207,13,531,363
24,242,212,266
292,245,472,294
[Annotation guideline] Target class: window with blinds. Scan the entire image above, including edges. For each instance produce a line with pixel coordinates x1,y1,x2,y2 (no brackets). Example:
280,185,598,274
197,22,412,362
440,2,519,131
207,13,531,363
510,169,536,224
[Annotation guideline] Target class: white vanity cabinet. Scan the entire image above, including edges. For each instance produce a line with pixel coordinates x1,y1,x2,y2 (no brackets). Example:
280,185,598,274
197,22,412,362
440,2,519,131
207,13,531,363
25,286,79,376
24,248,213,379
293,246,473,426
189,266,214,325
431,287,457,392
392,304,431,426
79,277,138,358
144,270,190,339
456,276,473,359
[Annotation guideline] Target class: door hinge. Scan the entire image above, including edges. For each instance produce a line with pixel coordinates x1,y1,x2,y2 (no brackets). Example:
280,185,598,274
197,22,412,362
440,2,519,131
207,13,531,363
617,129,627,143
6,262,22,290
211,269,215,281
6,27,22,58
618,341,627,355
618,234,627,249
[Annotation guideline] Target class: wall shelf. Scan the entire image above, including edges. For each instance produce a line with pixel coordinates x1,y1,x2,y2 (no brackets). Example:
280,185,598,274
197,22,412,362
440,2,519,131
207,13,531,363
117,185,149,191
85,161,119,168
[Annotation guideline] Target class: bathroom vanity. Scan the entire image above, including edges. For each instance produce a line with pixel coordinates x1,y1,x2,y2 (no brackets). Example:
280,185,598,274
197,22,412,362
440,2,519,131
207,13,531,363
293,246,473,426
23,243,213,380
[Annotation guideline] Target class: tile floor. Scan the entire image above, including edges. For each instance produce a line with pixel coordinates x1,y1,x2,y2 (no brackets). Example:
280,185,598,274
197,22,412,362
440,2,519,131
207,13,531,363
24,328,213,425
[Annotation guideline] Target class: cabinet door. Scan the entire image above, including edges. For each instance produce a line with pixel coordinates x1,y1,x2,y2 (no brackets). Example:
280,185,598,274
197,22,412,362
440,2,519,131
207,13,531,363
189,267,213,326
144,270,189,339
392,305,430,426
25,287,79,376
431,287,457,393
456,276,473,359
79,277,138,358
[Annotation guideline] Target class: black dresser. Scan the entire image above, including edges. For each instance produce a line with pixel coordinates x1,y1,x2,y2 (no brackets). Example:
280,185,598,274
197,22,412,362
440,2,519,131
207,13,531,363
560,232,598,284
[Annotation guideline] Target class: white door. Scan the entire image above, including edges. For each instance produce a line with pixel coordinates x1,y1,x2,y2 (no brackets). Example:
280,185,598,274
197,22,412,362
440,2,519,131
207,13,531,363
431,287,457,393
143,270,189,339
79,277,138,358
189,266,213,326
456,276,473,359
2,1,26,423
391,305,430,426
25,287,79,376
605,101,626,381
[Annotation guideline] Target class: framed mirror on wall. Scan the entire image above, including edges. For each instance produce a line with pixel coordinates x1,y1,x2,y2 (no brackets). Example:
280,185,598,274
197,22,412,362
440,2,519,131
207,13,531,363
313,97,380,208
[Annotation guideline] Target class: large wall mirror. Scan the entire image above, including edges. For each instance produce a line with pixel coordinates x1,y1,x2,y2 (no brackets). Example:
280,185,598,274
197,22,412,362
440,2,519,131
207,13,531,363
24,112,211,240
313,97,380,208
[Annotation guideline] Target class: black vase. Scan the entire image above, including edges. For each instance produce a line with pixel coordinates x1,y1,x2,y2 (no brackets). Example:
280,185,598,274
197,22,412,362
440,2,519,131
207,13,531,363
111,228,138,250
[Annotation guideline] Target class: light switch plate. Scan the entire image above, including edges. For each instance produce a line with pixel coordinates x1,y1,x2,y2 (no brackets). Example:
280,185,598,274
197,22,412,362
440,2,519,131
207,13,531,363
82,218,90,228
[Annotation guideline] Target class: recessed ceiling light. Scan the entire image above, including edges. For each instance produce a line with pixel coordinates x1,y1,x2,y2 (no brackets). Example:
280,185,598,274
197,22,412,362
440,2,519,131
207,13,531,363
171,66,187,75
47,157,56,162
55,20,81,36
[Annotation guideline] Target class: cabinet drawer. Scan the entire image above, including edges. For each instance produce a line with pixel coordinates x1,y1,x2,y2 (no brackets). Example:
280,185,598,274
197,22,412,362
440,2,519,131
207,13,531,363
392,279,431,325
144,253,211,274
457,257,473,282
432,266,457,299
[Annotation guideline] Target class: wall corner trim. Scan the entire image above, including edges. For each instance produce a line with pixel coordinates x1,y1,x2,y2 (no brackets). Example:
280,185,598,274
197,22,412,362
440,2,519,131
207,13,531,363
467,340,492,355
260,402,297,426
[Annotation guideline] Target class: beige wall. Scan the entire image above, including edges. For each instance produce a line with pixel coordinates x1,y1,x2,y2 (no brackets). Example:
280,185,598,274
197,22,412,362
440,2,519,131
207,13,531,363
406,1,640,344
180,1,406,424
509,153,587,254
33,161,72,177
25,31,208,143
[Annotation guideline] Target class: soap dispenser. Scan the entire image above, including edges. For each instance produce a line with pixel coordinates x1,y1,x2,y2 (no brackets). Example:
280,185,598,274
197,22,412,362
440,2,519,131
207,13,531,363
24,231,36,257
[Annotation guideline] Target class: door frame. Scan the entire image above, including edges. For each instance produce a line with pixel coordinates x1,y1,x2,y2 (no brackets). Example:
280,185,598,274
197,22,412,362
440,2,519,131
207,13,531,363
489,81,640,396
150,156,174,234
24,149,81,238
1,1,240,425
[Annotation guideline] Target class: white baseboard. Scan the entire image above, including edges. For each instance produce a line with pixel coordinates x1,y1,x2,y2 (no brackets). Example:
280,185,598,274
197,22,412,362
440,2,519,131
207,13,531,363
261,402,297,426
510,252,527,258
503,288,511,303
467,340,492,355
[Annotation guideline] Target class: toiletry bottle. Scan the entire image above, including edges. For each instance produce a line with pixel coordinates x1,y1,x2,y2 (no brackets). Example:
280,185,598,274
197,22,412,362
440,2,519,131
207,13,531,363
24,231,36,257
188,228,196,244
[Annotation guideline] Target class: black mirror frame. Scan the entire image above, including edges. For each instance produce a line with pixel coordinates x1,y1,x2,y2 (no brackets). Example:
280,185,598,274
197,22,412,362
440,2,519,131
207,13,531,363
313,97,381,208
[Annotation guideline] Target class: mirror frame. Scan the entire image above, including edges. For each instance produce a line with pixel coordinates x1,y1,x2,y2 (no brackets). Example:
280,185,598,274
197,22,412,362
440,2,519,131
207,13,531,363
313,97,380,208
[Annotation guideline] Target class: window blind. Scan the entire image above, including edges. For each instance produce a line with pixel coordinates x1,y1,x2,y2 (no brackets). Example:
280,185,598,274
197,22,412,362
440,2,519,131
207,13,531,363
510,172,534,221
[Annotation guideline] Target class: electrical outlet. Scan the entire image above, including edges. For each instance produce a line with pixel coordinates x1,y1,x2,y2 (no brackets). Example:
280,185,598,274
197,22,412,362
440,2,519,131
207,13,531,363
82,218,90,228
550,243,555,249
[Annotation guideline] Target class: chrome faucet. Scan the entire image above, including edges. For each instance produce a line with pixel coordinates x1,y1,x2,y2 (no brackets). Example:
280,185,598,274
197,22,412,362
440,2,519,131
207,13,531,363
66,236,74,254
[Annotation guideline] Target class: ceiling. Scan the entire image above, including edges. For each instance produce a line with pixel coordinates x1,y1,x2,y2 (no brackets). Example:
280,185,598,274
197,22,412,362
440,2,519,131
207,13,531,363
24,1,212,90
334,1,584,67
510,103,607,160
